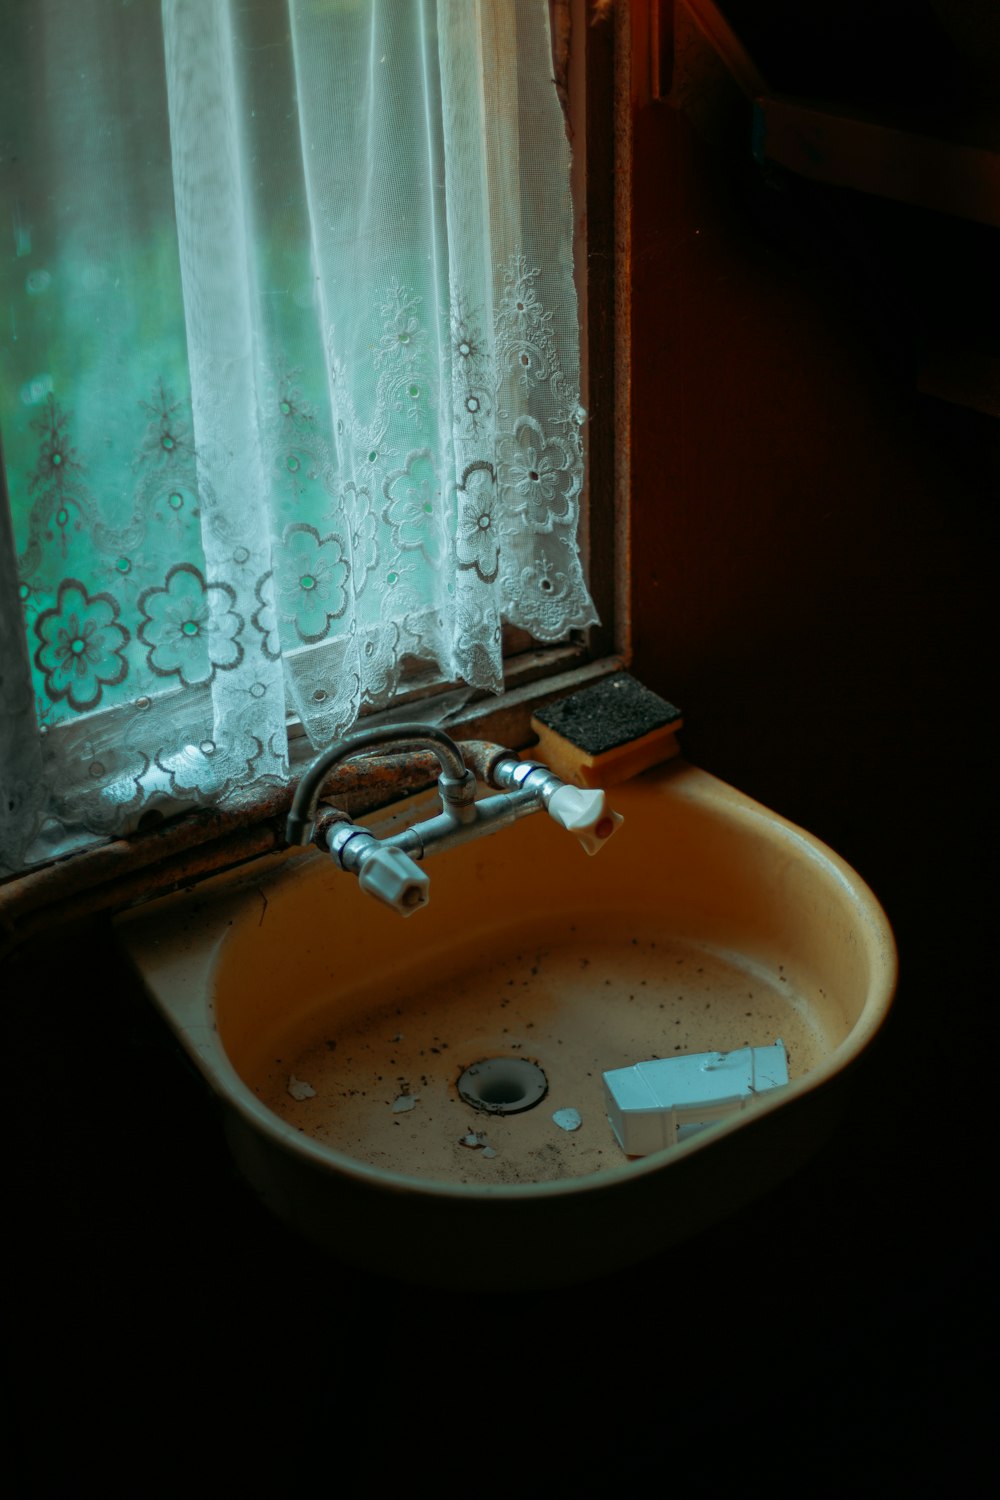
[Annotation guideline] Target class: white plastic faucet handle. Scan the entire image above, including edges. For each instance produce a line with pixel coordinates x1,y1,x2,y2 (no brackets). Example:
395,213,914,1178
546,785,623,855
358,845,430,916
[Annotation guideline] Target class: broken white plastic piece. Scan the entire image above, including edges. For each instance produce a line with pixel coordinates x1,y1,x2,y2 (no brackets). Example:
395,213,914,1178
287,1075,316,1101
603,1041,789,1156
546,785,623,855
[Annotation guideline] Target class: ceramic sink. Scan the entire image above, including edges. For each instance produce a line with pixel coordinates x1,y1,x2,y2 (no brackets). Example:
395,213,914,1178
116,757,896,1290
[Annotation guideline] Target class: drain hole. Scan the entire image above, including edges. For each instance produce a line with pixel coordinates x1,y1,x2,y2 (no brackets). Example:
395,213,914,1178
479,1078,527,1106
457,1057,548,1116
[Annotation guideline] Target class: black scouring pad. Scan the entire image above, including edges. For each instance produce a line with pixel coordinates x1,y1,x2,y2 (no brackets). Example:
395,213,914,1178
531,672,683,787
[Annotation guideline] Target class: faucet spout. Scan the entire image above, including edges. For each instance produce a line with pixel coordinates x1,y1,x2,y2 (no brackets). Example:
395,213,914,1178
285,722,473,848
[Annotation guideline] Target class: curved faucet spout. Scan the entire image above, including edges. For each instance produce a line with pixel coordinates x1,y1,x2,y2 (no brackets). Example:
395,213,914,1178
286,722,472,848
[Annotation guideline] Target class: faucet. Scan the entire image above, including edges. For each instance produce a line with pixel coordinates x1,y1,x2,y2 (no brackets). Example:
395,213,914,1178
285,722,622,915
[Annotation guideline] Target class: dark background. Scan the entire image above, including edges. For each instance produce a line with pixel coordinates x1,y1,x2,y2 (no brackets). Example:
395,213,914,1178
5,4,993,1494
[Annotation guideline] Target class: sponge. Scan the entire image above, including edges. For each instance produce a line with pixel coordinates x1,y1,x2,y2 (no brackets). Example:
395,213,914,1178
530,671,683,788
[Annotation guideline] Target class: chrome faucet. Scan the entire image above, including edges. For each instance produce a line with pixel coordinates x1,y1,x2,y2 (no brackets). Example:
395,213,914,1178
285,722,622,915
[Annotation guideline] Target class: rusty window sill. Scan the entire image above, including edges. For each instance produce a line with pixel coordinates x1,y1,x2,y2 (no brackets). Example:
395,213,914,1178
0,654,626,957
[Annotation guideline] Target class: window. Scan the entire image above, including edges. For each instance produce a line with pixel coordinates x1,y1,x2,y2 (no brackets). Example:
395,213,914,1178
0,0,606,876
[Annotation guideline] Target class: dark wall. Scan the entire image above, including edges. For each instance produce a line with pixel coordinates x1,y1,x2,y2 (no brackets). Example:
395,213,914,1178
629,88,992,987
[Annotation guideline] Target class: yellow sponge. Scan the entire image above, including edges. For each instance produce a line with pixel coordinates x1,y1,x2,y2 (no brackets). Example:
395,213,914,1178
530,672,683,788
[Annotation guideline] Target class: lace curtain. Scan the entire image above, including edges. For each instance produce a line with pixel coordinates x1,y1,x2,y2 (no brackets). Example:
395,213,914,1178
0,0,596,875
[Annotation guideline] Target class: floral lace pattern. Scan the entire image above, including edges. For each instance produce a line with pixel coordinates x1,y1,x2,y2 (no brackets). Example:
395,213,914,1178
3,244,595,872
0,0,597,875
34,581,130,712
138,564,244,686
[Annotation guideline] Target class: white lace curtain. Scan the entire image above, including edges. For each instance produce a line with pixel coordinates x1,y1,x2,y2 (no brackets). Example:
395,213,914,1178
0,0,596,874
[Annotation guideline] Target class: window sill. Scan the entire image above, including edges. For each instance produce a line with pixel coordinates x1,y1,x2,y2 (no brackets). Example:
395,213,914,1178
0,653,627,957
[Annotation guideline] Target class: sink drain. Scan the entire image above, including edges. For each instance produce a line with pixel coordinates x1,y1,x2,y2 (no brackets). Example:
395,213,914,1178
456,1057,548,1116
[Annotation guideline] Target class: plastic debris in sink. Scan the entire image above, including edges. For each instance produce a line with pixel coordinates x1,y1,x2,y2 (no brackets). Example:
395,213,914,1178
603,1041,789,1156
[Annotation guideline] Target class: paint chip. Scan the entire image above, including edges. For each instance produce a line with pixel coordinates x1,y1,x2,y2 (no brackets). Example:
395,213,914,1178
552,1107,582,1132
287,1075,316,1101
392,1093,419,1113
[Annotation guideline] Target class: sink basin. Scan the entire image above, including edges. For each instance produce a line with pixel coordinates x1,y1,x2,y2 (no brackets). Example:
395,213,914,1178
116,758,896,1290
